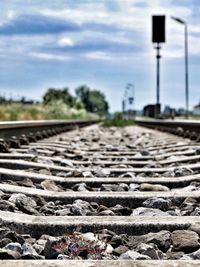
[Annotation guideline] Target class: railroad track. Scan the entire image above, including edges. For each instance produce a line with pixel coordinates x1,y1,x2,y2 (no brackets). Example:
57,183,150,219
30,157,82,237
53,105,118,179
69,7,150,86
0,119,96,151
0,121,200,266
136,118,200,140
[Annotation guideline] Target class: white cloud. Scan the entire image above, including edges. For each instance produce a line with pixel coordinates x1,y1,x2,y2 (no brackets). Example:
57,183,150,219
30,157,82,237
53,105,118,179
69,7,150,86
40,0,192,31
84,51,112,61
7,10,16,19
188,36,200,55
1,0,198,63
29,52,71,61
39,0,198,61
57,37,74,47
190,25,200,34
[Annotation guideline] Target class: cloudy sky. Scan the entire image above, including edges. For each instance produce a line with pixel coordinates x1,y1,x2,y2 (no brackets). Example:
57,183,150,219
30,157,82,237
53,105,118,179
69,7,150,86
0,0,199,112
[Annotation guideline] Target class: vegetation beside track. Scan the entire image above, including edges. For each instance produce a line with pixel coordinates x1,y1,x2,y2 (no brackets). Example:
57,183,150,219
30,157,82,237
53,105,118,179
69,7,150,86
0,102,98,121
103,118,135,127
0,85,109,121
103,113,135,127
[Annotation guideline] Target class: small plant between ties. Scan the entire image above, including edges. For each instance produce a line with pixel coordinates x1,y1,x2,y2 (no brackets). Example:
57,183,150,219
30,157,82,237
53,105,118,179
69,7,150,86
51,233,107,259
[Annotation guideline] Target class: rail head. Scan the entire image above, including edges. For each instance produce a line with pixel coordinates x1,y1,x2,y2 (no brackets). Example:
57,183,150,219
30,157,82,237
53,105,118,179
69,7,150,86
136,118,200,127
0,119,98,129
135,118,200,138
0,119,98,147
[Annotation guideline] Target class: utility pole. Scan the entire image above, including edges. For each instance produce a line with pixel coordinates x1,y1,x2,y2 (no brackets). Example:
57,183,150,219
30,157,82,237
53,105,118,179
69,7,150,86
171,16,189,119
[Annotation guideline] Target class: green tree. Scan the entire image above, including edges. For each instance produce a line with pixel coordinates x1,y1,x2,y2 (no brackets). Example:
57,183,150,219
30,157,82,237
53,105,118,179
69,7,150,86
75,85,109,115
75,85,90,108
43,88,75,107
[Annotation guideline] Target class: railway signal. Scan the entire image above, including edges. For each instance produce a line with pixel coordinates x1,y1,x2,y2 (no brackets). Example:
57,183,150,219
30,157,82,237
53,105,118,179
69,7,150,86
152,15,166,118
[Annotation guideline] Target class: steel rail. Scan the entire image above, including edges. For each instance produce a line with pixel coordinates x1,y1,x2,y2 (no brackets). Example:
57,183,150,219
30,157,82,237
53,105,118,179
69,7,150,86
136,118,200,140
0,119,98,150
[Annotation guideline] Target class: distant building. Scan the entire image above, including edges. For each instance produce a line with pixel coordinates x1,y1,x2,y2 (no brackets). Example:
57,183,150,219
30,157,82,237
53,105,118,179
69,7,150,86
163,105,176,119
135,110,143,116
176,108,185,116
143,104,160,118
193,102,200,115
163,105,172,117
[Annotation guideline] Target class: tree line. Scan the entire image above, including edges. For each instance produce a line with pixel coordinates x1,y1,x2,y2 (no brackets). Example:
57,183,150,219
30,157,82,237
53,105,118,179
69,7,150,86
43,85,109,116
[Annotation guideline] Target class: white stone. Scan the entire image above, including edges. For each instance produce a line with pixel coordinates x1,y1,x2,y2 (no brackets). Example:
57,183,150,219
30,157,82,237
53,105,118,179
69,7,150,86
177,185,197,192
8,193,37,207
128,183,139,191
60,159,74,167
119,250,151,260
180,255,192,260
22,243,38,256
131,207,167,216
57,254,69,259
106,244,114,254
94,168,110,177
4,242,22,253
82,232,96,242
82,171,93,177
188,248,200,259
36,157,54,166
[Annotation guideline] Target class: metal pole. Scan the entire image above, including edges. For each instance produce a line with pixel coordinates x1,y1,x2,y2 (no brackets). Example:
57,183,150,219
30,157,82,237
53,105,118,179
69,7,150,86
133,85,135,118
122,99,125,114
154,43,161,118
124,90,127,119
171,17,189,119
156,43,161,105
185,24,189,119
